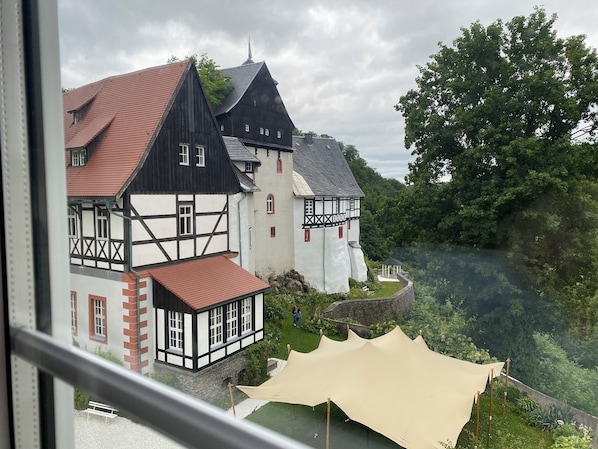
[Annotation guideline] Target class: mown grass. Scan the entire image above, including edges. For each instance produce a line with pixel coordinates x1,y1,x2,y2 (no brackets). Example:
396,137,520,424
247,389,554,449
368,281,402,298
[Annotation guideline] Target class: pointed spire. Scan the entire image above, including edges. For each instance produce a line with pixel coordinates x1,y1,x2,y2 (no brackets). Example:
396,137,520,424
243,36,254,65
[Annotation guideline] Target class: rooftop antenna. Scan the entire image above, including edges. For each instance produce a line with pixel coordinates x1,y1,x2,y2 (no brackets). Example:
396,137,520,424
243,36,254,65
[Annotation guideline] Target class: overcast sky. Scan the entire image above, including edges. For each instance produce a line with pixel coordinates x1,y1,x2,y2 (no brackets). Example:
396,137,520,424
58,1,598,181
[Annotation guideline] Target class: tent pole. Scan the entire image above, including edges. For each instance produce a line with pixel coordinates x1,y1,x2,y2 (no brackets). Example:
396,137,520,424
502,358,511,416
487,369,494,447
475,390,480,449
326,398,331,449
228,382,236,418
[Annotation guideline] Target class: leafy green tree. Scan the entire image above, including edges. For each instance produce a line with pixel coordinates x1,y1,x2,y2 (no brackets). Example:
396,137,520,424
168,53,233,108
395,8,598,249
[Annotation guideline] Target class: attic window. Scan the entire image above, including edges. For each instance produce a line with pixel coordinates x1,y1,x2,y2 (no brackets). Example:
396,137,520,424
179,143,190,166
72,110,81,125
277,130,282,139
71,149,87,166
245,124,250,132
245,162,253,173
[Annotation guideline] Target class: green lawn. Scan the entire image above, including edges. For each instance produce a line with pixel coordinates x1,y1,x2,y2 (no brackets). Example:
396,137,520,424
368,281,402,298
247,394,554,449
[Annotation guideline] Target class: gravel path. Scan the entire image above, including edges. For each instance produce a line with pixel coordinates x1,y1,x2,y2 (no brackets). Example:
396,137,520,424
74,359,287,448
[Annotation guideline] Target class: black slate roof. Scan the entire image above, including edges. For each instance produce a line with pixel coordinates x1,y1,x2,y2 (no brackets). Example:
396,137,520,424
214,62,264,115
222,136,260,163
292,136,365,198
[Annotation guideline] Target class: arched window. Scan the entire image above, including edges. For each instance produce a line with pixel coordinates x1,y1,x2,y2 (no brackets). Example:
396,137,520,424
266,194,275,214
276,157,282,173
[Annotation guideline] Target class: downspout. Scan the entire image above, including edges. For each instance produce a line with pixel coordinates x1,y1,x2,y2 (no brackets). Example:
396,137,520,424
236,192,246,268
323,222,327,293
106,201,142,374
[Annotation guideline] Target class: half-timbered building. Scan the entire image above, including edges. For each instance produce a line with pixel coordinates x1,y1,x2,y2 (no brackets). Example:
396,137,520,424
215,57,296,280
292,135,367,292
64,60,268,375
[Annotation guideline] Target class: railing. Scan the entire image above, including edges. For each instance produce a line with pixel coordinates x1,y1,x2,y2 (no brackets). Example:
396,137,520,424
304,212,346,227
10,325,310,449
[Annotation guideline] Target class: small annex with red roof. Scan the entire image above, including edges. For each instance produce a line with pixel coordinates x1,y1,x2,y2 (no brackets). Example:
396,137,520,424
65,60,269,374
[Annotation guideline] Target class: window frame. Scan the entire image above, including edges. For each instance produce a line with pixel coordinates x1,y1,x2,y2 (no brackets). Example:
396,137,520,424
338,226,344,239
167,311,184,353
89,295,107,342
96,207,109,240
226,302,238,341
179,143,190,166
178,203,193,236
244,162,253,173
304,229,310,242
70,291,77,335
270,226,276,238
276,157,282,173
241,298,252,334
209,307,223,347
71,148,86,166
266,194,275,214
67,206,78,238
304,199,314,216
244,124,250,132
195,145,205,167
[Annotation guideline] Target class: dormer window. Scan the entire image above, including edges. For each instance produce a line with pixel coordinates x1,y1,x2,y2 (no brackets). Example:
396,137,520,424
72,110,81,125
245,162,253,173
71,149,87,166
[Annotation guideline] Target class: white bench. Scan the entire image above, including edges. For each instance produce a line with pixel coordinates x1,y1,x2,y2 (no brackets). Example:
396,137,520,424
84,401,118,423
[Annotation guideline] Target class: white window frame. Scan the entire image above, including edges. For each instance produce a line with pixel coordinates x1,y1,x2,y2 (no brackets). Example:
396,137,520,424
277,130,282,139
91,297,106,341
244,162,253,173
179,143,190,166
266,194,274,214
226,303,238,340
209,307,223,347
168,311,184,352
195,145,205,167
244,124,250,132
259,127,264,135
178,204,193,236
305,199,314,216
71,148,86,166
241,298,252,333
70,292,77,334
96,208,108,240
67,207,78,238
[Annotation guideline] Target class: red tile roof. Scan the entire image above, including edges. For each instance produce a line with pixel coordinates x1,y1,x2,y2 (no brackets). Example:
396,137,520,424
63,61,190,198
148,256,270,311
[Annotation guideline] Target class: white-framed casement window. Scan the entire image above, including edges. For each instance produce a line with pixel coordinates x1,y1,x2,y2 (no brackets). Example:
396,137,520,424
178,204,193,236
244,124,250,132
266,194,275,214
245,162,253,173
168,311,184,352
67,206,78,238
179,143,190,166
226,303,238,340
209,307,223,347
70,291,77,335
195,145,205,167
265,128,270,136
89,295,107,342
305,198,314,216
71,148,86,166
96,207,108,240
276,130,282,139
241,298,252,333
259,127,264,135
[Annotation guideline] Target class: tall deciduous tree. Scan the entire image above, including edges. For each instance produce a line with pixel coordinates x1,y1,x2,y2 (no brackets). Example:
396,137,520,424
168,53,233,108
395,8,598,249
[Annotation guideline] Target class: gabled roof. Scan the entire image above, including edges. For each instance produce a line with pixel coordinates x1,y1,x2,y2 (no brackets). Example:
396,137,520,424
292,136,365,198
148,255,269,311
63,61,191,198
214,61,265,115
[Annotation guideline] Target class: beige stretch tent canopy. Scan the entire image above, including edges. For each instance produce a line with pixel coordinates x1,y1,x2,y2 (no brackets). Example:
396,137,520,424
238,327,503,449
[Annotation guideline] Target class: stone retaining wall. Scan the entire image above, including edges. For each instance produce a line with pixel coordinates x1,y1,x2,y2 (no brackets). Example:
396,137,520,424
320,273,414,337
154,352,245,405
501,374,598,447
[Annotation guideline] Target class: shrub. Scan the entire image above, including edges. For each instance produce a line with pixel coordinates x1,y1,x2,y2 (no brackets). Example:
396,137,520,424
240,340,277,386
93,347,124,366
552,435,592,449
516,395,540,414
74,389,90,410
